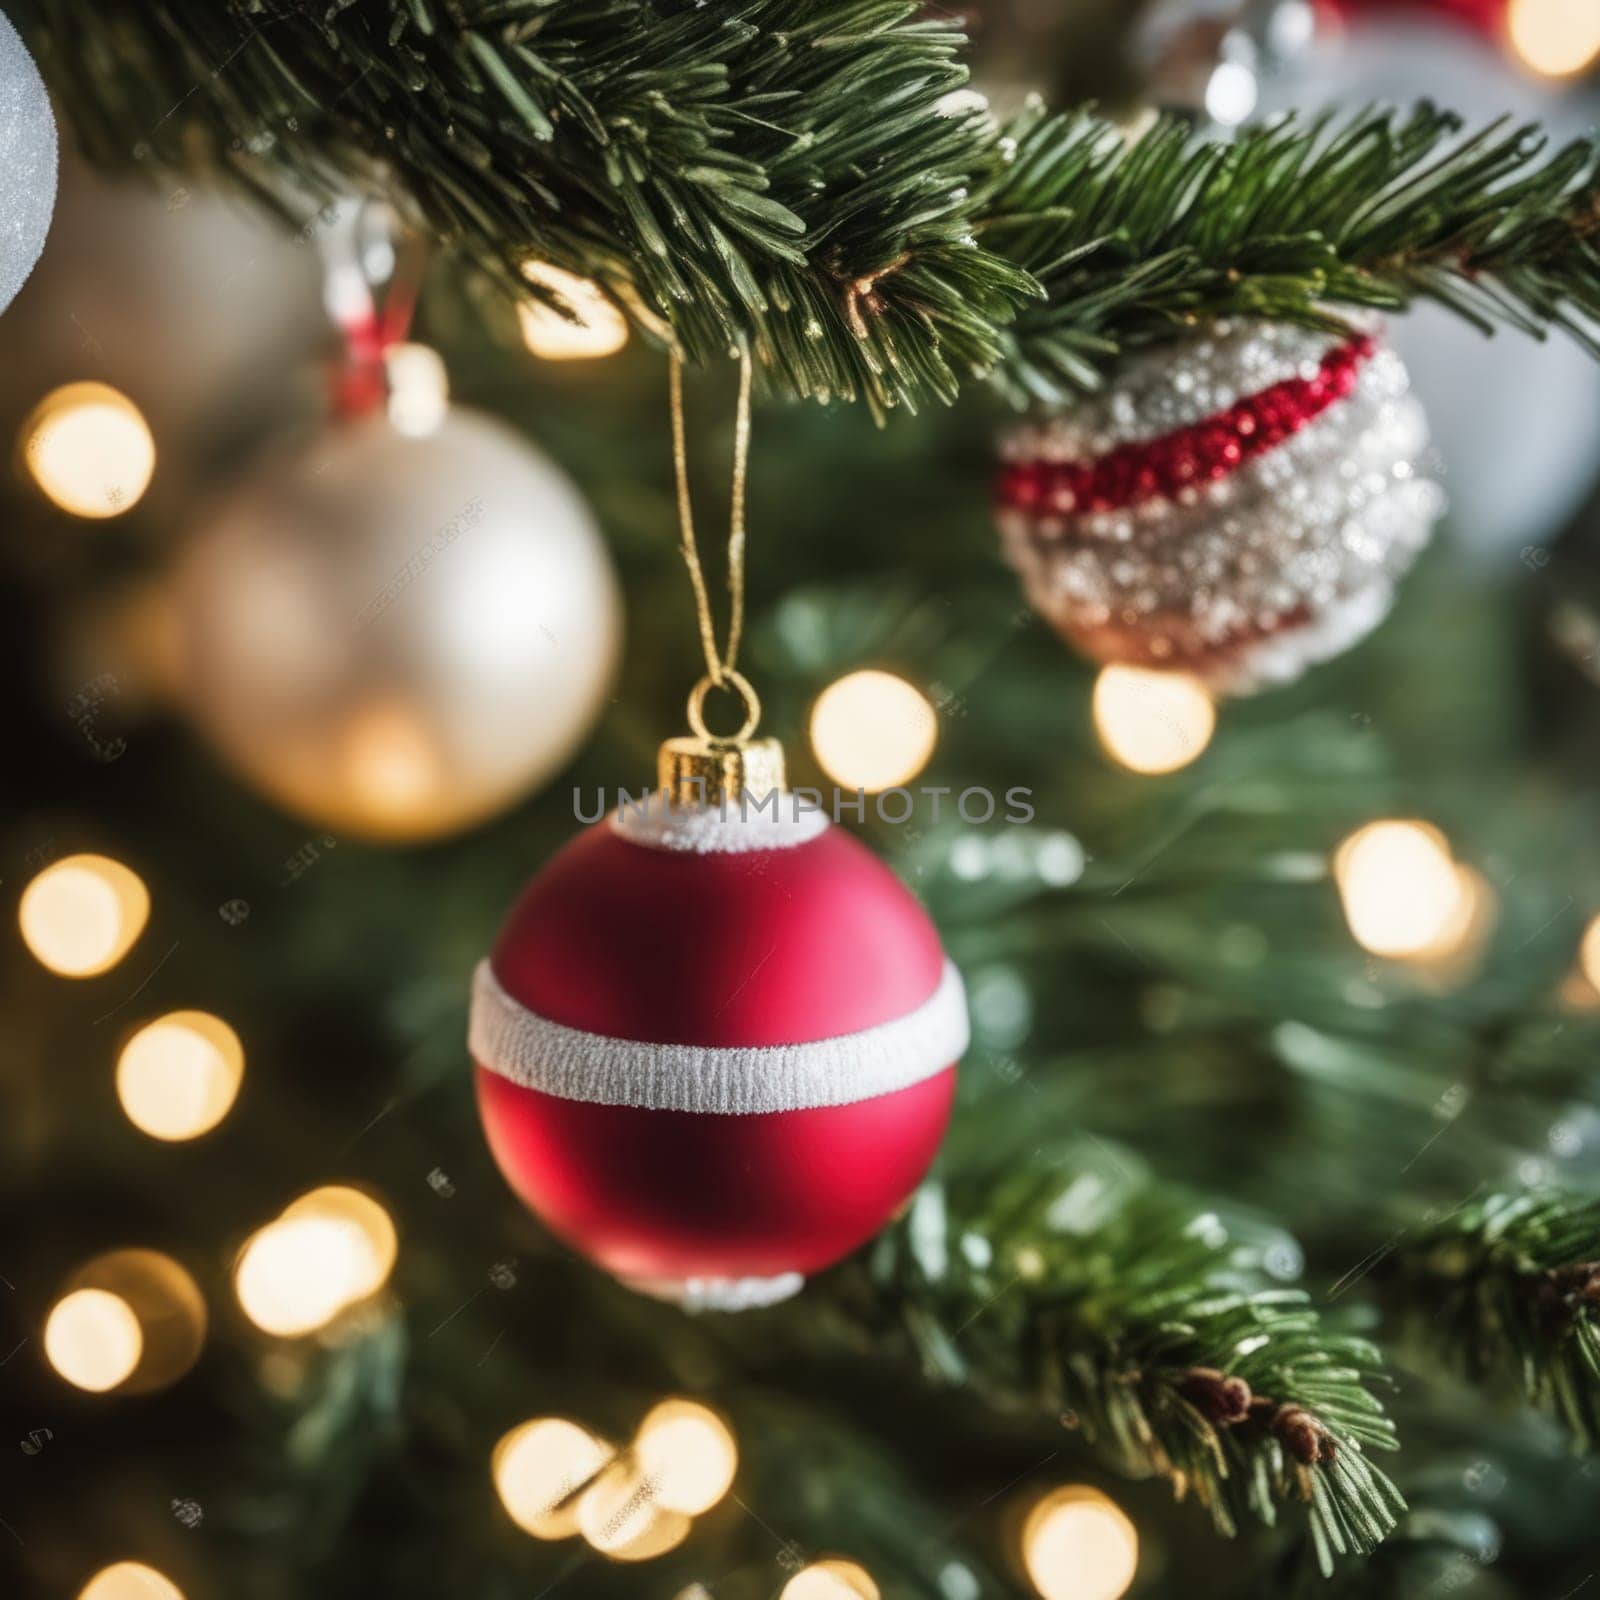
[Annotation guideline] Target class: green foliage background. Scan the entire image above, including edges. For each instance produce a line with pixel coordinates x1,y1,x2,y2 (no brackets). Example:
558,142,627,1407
4,3,1600,1597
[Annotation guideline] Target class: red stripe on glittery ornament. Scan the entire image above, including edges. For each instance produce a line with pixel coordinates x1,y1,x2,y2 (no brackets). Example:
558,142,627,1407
997,334,1376,518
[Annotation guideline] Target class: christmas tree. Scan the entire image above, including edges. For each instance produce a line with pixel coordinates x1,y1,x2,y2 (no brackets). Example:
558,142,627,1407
5,2,1600,1597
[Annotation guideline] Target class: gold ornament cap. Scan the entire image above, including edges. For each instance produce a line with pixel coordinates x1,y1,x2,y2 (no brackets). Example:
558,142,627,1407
659,669,784,807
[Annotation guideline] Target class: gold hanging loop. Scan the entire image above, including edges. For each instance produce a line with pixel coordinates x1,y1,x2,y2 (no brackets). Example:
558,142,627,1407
685,668,762,745
661,349,783,807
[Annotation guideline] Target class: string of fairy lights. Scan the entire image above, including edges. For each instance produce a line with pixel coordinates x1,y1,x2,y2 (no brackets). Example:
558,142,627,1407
17,835,1146,1599
23,783,1600,1596
17,261,1600,1600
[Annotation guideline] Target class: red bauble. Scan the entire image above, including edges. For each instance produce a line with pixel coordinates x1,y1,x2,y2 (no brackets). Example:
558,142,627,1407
470,798,966,1309
1317,0,1507,43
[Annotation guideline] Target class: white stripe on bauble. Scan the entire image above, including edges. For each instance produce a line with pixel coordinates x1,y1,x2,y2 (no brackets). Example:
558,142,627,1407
470,958,968,1114
610,794,831,854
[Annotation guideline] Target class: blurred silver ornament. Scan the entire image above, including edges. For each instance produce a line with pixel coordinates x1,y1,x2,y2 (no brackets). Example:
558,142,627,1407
1135,0,1317,128
996,320,1443,694
173,405,622,841
0,10,55,314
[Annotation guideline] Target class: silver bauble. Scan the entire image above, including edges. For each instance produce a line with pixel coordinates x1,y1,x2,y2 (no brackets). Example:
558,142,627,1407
174,408,622,841
0,9,56,314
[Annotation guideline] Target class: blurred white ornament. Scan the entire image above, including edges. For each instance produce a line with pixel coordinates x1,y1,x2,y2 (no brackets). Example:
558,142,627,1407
173,407,621,841
0,11,56,315
1256,21,1600,562
0,157,323,479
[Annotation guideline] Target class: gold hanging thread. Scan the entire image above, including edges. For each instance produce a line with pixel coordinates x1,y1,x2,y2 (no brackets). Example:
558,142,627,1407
662,350,784,806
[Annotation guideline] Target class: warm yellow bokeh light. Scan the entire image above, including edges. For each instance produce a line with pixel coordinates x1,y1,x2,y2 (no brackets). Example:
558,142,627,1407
494,1417,615,1540
810,670,938,793
236,1184,395,1336
519,261,630,360
19,853,149,977
1022,1485,1139,1600
384,342,450,438
575,1459,692,1561
78,1562,185,1600
634,1398,738,1516
281,1187,398,1301
1093,665,1215,775
60,1250,207,1395
780,1560,882,1600
117,1011,244,1141
1580,914,1600,993
1508,0,1600,77
44,1289,143,1393
1335,821,1469,959
24,382,156,518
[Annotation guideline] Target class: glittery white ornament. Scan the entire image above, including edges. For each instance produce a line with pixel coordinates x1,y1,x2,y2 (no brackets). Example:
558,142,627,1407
174,407,622,841
0,10,56,315
995,321,1444,695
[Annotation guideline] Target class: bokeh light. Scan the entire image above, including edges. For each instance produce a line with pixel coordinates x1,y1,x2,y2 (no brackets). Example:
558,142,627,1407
1580,913,1600,993
519,261,630,360
1022,1484,1139,1600
780,1560,881,1600
44,1289,142,1393
809,669,937,793
1204,59,1259,126
53,1250,207,1394
117,1011,244,1140
235,1188,396,1337
1508,0,1600,77
633,1398,738,1515
493,1417,615,1540
24,382,156,518
1093,665,1215,774
281,1187,398,1300
19,853,149,977
1335,821,1470,959
575,1459,692,1560
78,1563,185,1600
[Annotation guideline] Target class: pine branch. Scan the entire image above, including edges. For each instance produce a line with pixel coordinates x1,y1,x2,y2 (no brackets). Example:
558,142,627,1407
1384,1190,1600,1449
16,2,1600,414
15,0,1038,419
985,101,1600,405
827,1143,1404,1574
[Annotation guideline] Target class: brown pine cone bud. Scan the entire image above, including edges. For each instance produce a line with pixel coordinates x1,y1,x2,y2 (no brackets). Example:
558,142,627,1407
1549,1262,1600,1305
1272,1404,1336,1466
1178,1366,1254,1425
